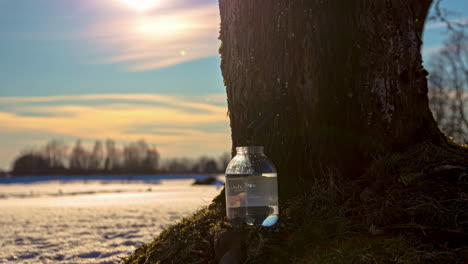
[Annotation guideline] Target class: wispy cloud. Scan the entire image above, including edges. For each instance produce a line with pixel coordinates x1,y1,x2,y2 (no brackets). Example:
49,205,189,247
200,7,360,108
0,93,226,113
84,3,220,71
0,93,230,167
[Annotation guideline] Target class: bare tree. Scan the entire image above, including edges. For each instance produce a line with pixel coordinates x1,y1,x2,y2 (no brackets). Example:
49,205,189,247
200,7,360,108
164,158,192,173
141,146,160,173
428,30,468,143
218,152,231,172
123,140,146,173
69,140,89,172
122,139,160,174
104,139,120,172
42,140,68,168
88,140,104,172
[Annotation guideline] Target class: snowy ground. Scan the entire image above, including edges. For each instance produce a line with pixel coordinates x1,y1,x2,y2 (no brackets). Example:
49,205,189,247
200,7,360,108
0,176,223,264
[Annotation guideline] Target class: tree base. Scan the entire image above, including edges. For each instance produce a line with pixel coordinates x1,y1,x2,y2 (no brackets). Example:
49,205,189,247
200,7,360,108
121,142,467,264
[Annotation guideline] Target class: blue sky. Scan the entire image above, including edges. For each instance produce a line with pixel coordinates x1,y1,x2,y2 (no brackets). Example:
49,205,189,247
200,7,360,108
0,0,467,170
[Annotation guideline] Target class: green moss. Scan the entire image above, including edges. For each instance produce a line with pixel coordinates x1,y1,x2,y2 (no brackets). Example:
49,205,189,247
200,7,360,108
350,142,468,229
300,235,461,264
122,142,467,264
238,183,464,264
121,197,230,264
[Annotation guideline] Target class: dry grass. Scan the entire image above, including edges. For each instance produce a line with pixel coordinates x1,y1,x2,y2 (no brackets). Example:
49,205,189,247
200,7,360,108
122,142,467,264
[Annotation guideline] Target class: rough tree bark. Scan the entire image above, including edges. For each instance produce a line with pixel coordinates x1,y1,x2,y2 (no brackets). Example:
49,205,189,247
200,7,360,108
122,2,468,263
219,0,444,197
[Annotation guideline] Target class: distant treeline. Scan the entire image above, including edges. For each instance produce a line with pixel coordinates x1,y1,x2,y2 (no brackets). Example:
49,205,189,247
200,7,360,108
10,139,230,176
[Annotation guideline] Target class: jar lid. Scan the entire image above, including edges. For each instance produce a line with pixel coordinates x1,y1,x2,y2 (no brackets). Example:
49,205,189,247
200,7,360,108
235,146,264,154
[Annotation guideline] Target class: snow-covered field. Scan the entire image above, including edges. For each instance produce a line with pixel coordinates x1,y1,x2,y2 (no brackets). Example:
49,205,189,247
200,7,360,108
0,176,223,264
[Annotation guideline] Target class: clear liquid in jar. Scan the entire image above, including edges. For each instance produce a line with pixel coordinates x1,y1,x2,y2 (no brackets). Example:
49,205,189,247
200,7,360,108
225,173,279,227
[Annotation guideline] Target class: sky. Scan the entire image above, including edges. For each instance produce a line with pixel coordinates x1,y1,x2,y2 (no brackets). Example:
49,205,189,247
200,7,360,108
0,0,467,170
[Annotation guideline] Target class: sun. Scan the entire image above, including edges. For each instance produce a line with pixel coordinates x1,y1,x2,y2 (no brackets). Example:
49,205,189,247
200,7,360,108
120,0,159,10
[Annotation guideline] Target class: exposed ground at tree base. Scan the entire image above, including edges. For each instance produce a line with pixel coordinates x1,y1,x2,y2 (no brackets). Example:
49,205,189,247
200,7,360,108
121,142,468,264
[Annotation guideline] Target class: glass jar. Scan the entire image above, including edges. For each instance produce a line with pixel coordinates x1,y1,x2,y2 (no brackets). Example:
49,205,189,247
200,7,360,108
225,146,279,227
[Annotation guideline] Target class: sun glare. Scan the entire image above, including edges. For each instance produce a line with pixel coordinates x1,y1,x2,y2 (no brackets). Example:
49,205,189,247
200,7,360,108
136,16,191,38
121,0,159,10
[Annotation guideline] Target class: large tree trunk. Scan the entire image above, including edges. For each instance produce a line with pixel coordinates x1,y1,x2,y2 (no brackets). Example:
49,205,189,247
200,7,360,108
122,2,468,263
219,0,444,197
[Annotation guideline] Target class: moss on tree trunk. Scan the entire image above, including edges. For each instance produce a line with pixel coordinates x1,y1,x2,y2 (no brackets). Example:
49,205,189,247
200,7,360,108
122,143,467,264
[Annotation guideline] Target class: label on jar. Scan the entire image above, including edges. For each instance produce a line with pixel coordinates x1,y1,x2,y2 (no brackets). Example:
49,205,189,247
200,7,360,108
225,174,247,208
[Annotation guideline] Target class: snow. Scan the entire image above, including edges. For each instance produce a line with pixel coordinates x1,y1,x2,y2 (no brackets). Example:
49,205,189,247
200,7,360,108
0,176,223,264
